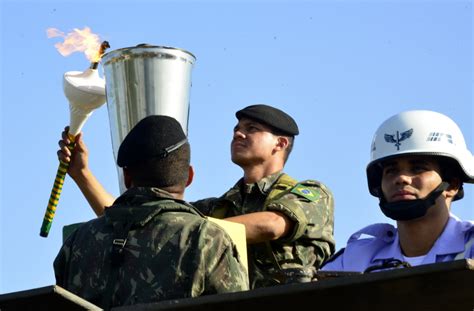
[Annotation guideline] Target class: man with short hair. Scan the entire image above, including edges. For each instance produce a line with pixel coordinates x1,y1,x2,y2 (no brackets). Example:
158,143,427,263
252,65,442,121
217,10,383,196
193,105,335,288
54,115,248,309
322,110,474,272
58,104,335,289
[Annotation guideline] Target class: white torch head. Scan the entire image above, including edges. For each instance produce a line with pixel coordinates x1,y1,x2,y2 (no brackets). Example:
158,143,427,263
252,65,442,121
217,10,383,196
63,68,106,136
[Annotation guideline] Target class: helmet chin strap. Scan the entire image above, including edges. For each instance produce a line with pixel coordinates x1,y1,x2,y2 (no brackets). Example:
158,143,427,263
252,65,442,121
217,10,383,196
378,182,450,221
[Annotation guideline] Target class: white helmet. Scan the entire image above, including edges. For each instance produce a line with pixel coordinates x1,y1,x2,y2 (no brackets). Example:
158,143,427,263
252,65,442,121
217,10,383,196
367,110,474,199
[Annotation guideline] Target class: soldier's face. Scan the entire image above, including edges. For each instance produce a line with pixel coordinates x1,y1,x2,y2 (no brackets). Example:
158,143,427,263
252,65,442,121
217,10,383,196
231,118,279,167
381,156,443,203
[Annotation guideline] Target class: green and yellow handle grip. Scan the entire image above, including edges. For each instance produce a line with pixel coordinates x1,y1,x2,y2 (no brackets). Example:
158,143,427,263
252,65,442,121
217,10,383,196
40,134,76,237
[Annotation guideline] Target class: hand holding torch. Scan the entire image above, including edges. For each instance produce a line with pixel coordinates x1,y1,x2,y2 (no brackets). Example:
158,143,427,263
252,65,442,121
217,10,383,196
40,42,109,237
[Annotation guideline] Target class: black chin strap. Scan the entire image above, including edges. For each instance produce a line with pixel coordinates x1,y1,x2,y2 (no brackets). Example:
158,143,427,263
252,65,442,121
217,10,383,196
378,182,450,221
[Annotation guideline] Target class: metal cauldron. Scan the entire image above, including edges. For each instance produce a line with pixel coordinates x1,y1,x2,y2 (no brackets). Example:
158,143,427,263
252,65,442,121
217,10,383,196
102,44,196,193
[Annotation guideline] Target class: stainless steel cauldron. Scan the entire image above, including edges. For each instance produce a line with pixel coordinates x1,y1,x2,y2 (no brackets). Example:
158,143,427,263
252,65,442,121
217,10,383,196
102,44,196,193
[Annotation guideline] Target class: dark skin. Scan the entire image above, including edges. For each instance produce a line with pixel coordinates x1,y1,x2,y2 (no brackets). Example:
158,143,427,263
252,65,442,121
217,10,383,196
380,156,460,257
122,166,195,200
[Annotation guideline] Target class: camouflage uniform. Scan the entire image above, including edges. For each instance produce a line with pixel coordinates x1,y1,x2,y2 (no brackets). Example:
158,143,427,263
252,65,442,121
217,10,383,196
54,187,248,309
193,172,335,289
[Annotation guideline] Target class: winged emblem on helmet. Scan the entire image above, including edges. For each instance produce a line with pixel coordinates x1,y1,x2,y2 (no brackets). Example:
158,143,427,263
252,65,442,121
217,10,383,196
384,128,413,151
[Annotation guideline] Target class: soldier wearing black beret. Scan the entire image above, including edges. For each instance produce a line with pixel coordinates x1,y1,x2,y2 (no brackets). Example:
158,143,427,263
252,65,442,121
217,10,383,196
116,115,190,189
193,104,335,289
235,104,299,136
54,115,248,308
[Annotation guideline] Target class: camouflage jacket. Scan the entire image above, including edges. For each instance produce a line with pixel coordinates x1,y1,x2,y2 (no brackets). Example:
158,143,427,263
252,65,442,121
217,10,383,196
54,187,248,309
193,172,335,289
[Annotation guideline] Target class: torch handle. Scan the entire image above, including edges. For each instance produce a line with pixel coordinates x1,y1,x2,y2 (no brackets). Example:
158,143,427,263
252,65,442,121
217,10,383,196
40,137,76,237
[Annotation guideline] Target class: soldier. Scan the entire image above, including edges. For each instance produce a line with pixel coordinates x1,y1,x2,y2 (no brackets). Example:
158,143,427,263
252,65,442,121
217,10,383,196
54,115,249,310
322,110,474,272
58,104,335,289
192,104,335,288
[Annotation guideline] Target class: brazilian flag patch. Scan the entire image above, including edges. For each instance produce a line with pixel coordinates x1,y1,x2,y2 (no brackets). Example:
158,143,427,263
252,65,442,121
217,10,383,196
291,184,320,202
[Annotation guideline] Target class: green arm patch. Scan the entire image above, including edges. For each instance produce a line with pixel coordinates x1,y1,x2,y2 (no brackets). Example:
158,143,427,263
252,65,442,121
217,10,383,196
290,184,320,202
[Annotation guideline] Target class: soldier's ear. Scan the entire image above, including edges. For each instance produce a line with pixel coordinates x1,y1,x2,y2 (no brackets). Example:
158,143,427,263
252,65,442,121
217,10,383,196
444,178,461,200
275,136,289,151
186,166,194,187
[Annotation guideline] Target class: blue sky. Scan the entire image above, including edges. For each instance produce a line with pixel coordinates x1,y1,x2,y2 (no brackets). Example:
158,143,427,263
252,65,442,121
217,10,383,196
1,0,472,294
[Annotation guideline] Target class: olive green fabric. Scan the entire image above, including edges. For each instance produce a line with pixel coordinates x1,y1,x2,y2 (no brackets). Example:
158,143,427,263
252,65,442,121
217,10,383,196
193,172,335,289
54,187,248,309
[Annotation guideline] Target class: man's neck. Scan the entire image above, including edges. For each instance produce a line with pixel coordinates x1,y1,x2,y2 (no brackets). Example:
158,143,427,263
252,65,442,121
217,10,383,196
242,163,284,184
160,186,185,200
397,205,450,257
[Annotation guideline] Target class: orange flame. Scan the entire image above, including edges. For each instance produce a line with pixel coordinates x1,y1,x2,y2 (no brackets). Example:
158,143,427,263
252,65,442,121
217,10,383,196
47,27,103,62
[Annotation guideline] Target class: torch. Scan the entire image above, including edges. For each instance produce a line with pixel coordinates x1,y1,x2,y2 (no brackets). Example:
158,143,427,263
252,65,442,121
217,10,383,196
40,41,110,237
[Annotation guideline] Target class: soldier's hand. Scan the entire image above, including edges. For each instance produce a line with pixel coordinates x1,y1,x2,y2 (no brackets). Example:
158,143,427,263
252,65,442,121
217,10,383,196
57,126,89,180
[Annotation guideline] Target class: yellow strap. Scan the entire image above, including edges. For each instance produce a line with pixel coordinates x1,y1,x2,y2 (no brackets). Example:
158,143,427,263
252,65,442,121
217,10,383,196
264,173,298,205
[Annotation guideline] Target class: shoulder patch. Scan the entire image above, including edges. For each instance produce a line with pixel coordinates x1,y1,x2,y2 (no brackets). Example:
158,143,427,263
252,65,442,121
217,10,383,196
291,184,320,202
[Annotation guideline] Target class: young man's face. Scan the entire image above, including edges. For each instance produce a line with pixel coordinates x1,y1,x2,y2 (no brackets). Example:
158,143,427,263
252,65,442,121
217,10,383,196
231,118,280,167
381,156,443,203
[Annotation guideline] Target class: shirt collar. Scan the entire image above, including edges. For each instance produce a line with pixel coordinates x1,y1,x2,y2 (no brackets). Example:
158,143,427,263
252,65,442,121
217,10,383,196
239,171,283,194
113,187,176,206
373,214,471,262
428,213,471,256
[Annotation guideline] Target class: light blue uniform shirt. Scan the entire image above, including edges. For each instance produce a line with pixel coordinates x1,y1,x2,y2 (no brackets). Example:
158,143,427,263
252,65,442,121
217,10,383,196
322,214,474,272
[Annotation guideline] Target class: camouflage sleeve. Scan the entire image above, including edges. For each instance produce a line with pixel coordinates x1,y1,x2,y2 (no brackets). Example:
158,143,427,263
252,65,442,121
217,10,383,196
191,197,219,216
266,180,335,252
201,221,249,293
265,194,308,242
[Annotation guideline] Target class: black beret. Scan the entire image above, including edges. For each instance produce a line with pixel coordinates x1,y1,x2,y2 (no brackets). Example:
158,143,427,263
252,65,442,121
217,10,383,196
117,115,187,167
235,104,299,136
